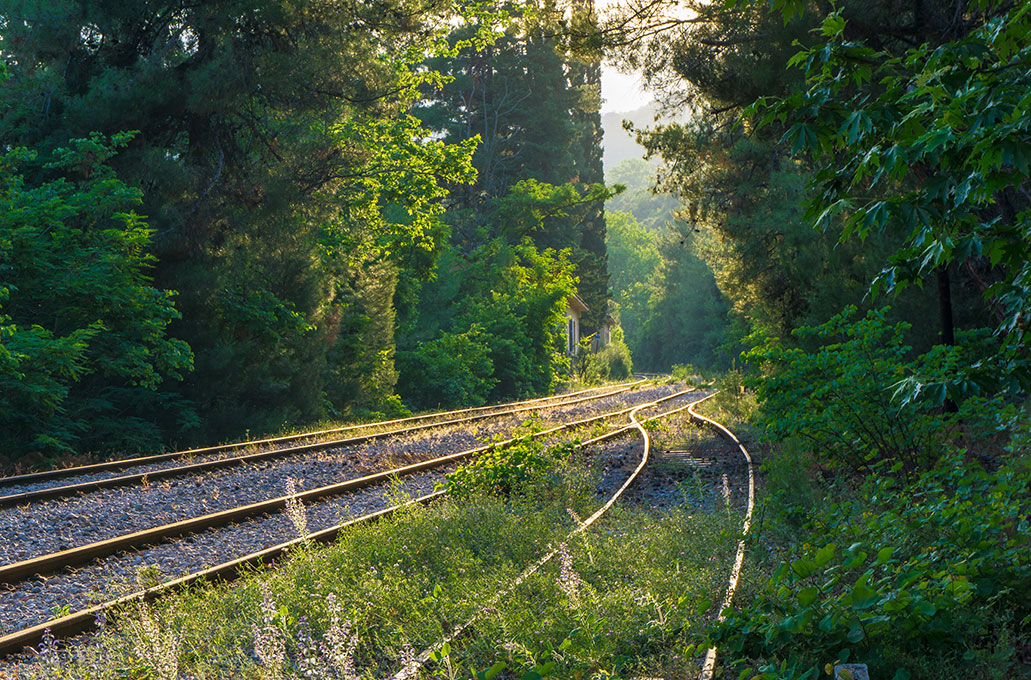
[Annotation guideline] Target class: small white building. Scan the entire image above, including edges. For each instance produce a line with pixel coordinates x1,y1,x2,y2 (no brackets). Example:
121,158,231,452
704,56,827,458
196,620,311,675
564,294,589,355
592,313,617,352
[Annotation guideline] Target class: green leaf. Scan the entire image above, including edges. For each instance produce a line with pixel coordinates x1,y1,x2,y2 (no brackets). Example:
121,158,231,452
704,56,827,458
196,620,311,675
798,586,820,606
792,558,819,578
916,600,937,617
874,547,894,566
820,13,846,37
482,662,507,680
815,543,836,567
697,596,713,614
851,582,880,610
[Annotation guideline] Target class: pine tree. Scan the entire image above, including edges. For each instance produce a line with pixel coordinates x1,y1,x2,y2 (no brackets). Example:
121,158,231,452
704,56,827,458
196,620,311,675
0,0,475,445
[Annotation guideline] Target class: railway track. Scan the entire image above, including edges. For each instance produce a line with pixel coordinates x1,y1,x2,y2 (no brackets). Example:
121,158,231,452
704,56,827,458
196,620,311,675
690,395,756,680
0,383,680,569
390,392,755,680
0,380,646,508
391,394,710,678
0,387,702,657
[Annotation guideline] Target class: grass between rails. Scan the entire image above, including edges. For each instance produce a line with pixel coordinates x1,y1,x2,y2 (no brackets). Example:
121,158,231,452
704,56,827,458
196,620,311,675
18,411,745,679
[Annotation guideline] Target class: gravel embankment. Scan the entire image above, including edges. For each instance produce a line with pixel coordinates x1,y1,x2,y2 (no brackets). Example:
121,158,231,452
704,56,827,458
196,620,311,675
0,384,683,567
0,386,695,637
0,385,646,499
0,392,703,637
599,405,752,513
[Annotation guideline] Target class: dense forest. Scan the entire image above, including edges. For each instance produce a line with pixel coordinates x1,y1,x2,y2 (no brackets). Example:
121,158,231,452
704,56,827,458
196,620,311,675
3,0,1030,466
0,0,627,467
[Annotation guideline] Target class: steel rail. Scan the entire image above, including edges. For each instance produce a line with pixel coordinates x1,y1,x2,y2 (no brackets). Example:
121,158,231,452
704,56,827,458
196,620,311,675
0,491,447,658
0,390,698,659
687,394,756,680
0,380,646,488
391,394,710,679
0,382,647,509
0,389,698,585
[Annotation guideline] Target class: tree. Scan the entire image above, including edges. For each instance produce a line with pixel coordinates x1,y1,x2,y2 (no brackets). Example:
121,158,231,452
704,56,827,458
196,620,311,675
598,0,993,357
0,134,192,466
0,0,477,443
752,0,1031,398
413,1,611,331
605,210,660,360
397,236,576,407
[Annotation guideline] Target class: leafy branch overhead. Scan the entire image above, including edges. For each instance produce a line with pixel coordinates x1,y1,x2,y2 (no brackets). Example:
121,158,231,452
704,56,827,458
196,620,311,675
748,1,1031,395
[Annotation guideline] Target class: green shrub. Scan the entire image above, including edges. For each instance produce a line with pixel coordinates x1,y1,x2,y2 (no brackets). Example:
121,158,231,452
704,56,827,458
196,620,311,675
747,307,951,473
710,452,1031,679
592,327,634,381
442,437,574,500
670,363,699,385
0,134,194,467
396,325,497,410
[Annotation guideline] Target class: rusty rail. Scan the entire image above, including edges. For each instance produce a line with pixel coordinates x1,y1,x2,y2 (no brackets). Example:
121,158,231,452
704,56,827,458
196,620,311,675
0,390,698,585
0,388,696,658
0,382,648,508
0,380,646,489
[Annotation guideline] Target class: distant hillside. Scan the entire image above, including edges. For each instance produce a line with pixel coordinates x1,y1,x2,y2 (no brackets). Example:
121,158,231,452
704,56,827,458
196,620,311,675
602,102,692,173
602,103,657,172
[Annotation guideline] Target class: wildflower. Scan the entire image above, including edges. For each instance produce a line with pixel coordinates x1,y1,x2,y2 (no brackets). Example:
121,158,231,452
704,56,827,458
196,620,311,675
295,616,321,678
36,628,59,675
556,542,583,605
285,477,309,538
252,584,286,680
399,641,419,676
322,593,359,679
721,473,731,509
129,601,180,680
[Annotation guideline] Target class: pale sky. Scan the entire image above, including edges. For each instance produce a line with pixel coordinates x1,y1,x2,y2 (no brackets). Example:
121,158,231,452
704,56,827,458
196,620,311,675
601,67,651,114
595,0,695,113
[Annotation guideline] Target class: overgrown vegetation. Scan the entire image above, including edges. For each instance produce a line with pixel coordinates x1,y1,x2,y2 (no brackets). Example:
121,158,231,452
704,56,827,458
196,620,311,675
6,0,1031,675
713,449,1031,679
22,417,742,679
589,1,1031,670
0,0,615,468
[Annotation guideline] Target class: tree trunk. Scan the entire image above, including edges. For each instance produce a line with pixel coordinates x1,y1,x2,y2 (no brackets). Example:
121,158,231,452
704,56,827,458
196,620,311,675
937,265,958,413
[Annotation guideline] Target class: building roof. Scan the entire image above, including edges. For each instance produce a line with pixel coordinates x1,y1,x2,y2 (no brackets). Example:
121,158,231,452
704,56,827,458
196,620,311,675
567,293,589,314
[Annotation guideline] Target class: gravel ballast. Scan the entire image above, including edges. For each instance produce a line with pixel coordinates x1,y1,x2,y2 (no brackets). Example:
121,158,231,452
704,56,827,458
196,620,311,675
0,386,697,638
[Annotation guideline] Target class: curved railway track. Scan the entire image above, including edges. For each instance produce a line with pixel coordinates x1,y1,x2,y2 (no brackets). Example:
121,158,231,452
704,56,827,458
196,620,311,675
0,387,702,658
390,392,755,680
0,381,646,508
690,395,756,680
0,384,683,572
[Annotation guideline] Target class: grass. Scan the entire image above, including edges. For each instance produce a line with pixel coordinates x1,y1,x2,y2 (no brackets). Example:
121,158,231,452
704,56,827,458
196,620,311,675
19,410,744,679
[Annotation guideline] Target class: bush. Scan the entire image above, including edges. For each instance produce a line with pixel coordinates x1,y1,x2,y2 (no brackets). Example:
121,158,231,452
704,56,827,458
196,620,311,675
710,451,1031,679
592,327,634,380
747,307,953,473
396,325,497,410
442,437,574,500
0,134,193,467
